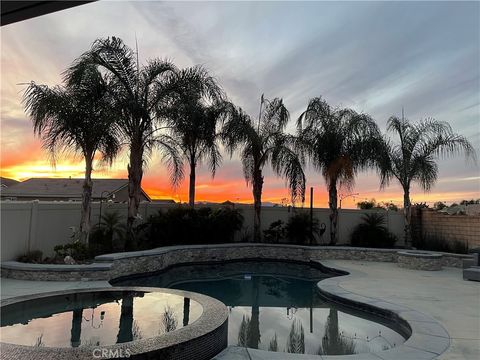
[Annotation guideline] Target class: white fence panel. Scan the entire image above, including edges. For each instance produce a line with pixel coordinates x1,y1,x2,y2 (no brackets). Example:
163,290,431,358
0,201,405,261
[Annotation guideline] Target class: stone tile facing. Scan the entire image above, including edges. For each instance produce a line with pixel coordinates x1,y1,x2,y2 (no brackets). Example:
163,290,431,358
1,244,472,281
0,287,228,360
397,251,443,271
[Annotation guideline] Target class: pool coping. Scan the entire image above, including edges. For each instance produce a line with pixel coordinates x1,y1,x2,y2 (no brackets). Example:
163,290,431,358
0,287,229,360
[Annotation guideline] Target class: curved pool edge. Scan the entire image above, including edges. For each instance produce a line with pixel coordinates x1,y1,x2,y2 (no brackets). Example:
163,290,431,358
315,262,450,359
213,261,450,360
0,287,229,360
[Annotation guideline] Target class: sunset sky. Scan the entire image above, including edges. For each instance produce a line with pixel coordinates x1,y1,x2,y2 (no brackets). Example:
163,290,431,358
1,1,479,208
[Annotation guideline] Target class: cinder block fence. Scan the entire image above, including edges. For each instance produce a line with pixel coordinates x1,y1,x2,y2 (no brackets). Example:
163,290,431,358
412,208,480,249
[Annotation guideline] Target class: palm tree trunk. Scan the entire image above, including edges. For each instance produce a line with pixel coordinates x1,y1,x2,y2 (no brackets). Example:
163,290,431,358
247,277,261,349
70,308,83,347
403,188,412,248
183,297,190,326
253,169,264,242
117,293,134,343
127,139,144,248
188,157,196,208
328,182,338,245
79,156,93,244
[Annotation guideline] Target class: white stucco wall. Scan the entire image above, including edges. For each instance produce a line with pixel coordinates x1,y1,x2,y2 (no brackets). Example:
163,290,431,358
0,201,405,261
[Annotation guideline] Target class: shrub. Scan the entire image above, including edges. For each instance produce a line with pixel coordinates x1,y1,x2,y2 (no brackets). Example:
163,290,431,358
433,201,447,211
17,250,43,263
263,220,286,243
89,212,127,255
357,199,398,211
54,241,90,261
350,213,397,248
413,233,468,254
209,207,244,243
285,212,320,245
137,206,244,248
356,199,376,209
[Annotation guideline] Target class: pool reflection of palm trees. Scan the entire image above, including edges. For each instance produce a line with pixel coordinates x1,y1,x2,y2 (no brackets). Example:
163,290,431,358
237,277,261,349
117,293,134,343
286,319,305,354
183,298,190,326
70,309,83,347
34,334,45,347
317,308,356,355
162,306,178,333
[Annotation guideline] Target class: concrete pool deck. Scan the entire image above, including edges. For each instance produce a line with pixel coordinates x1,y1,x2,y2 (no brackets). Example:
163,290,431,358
1,260,479,359
215,260,479,360
318,260,480,360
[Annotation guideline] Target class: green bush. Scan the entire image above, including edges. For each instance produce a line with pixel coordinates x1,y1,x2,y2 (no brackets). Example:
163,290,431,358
54,241,90,261
17,250,43,263
286,212,321,245
137,206,244,248
263,220,286,243
350,213,397,248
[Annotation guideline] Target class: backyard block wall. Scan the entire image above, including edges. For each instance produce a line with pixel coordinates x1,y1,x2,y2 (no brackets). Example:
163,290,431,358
0,201,405,261
413,208,480,249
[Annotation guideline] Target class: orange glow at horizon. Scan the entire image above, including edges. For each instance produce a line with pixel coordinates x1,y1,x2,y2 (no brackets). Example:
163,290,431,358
2,154,479,209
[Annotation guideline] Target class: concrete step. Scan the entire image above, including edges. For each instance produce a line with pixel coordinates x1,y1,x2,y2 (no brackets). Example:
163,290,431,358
463,266,480,282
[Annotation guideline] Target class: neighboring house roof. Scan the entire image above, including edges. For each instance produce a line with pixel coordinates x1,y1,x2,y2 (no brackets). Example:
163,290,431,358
151,199,176,204
0,177,20,188
0,178,151,201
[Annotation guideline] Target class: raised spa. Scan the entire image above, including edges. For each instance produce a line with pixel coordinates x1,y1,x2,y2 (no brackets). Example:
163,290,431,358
0,287,228,360
112,260,409,356
0,290,202,347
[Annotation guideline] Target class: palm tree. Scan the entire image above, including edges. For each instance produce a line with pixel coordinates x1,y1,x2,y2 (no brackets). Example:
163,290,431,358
163,66,228,207
23,64,120,242
378,115,476,247
222,96,306,242
65,37,183,239
297,97,383,245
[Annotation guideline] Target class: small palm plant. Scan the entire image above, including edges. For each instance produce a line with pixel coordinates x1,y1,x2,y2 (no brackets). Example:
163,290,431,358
222,95,306,241
378,115,476,247
91,211,127,252
350,213,397,248
297,97,383,245
23,64,120,242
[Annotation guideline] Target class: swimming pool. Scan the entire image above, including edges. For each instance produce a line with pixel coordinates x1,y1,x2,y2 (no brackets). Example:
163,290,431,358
112,260,408,356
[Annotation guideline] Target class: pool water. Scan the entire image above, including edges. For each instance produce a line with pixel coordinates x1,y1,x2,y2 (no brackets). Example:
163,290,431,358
113,261,407,355
0,291,202,347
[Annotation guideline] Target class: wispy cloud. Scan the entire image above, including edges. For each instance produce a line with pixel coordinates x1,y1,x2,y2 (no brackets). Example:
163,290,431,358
1,1,478,206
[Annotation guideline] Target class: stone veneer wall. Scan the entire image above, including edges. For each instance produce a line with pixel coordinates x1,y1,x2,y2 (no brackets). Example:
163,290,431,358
412,208,480,248
397,252,443,271
1,245,472,281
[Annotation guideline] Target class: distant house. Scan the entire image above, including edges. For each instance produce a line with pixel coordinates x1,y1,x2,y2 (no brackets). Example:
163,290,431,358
0,178,151,202
0,177,19,189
